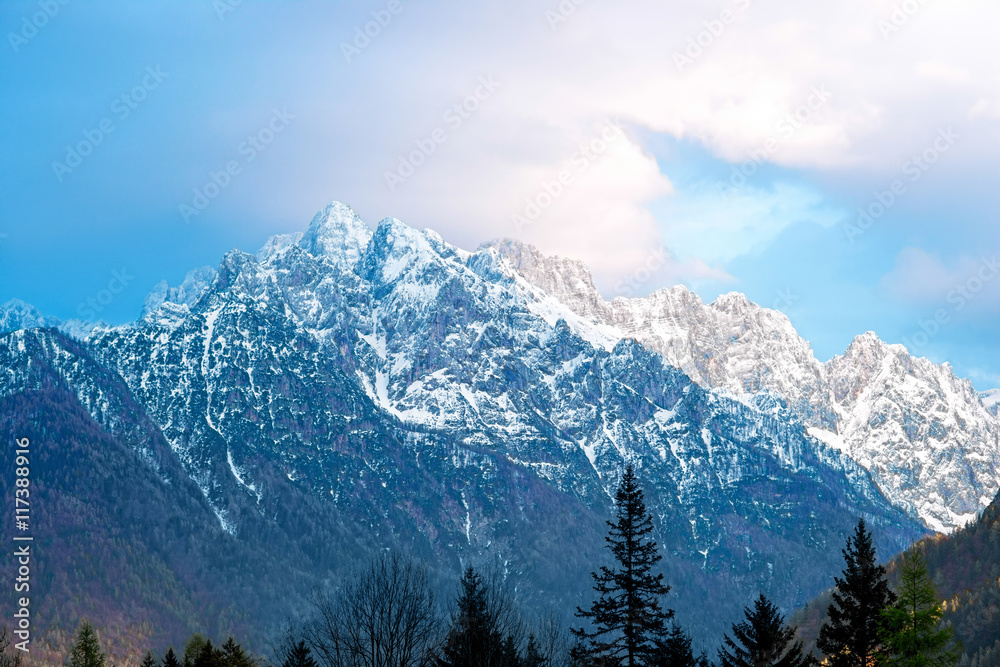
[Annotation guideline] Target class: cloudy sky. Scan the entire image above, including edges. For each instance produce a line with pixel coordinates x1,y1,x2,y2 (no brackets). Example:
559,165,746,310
2,0,999,388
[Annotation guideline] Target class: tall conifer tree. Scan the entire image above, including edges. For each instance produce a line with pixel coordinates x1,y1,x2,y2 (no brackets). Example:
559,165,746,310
878,550,961,667
438,567,521,667
573,466,673,667
718,594,812,667
280,641,317,667
818,518,896,666
68,621,106,667
163,648,182,667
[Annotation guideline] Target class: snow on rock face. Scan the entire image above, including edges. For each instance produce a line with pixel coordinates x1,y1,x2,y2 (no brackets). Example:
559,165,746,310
0,299,61,332
826,334,1000,532
142,266,218,323
299,200,374,267
489,240,1000,533
1,201,931,646
981,389,1000,417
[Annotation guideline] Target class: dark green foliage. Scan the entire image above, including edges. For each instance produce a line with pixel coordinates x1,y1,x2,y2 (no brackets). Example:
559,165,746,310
718,595,812,667
818,518,896,666
164,648,182,667
220,638,256,667
280,641,317,667
68,621,107,667
878,550,961,667
438,567,522,667
142,652,158,667
792,492,1000,659
185,635,209,667
573,466,673,667
655,624,709,667
194,640,224,667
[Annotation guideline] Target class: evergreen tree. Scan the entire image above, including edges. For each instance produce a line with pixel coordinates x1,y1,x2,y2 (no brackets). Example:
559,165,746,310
163,648,182,667
280,641,317,667
184,635,209,667
524,635,544,667
438,567,521,667
220,638,255,667
68,621,107,667
718,594,812,667
655,624,708,667
818,518,897,667
572,466,673,667
194,641,223,667
878,550,961,667
141,652,157,667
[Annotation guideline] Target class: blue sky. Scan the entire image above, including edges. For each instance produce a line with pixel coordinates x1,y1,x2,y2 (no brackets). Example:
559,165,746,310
1,0,998,388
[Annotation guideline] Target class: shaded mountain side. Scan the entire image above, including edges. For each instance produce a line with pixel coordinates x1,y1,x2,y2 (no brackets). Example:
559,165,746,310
0,321,925,656
0,202,929,655
791,490,1000,662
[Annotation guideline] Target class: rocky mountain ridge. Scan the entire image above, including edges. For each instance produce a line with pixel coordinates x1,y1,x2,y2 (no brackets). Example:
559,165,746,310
487,238,1000,532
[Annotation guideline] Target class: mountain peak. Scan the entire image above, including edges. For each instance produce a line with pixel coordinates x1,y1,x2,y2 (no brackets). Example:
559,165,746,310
0,298,60,333
708,291,759,314
298,201,373,267
142,266,218,322
484,238,609,323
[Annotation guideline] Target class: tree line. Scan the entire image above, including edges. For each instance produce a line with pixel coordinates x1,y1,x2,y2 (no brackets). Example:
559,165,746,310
0,467,964,667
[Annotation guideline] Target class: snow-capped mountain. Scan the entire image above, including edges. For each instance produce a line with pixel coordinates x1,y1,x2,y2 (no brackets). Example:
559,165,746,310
0,202,926,650
488,239,1000,533
981,389,1000,417
0,298,61,331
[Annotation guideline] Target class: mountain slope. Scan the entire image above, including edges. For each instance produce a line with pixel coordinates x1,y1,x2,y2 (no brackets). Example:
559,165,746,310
488,239,1000,532
790,489,1000,664
0,202,928,656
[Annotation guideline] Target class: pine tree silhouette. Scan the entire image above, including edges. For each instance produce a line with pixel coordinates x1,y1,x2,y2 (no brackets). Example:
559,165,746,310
281,641,317,667
194,641,223,667
438,567,520,667
718,594,812,667
573,466,673,667
141,652,157,667
655,624,709,667
818,518,896,666
220,638,255,667
163,648,182,667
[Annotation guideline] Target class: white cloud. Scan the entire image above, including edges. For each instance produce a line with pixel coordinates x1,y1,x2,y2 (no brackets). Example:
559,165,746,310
251,0,1000,289
879,247,1000,317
